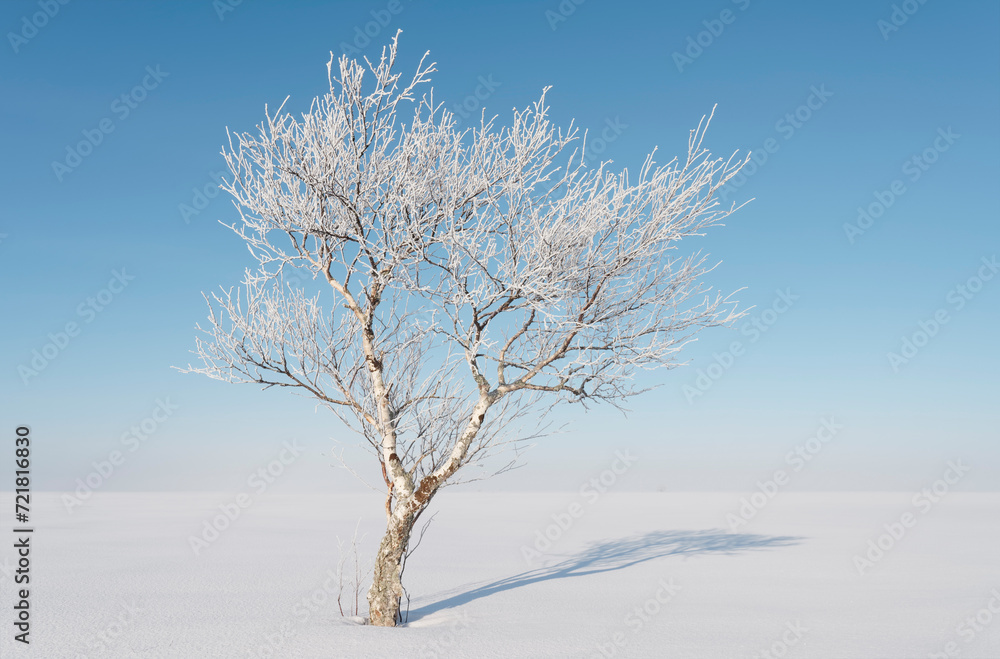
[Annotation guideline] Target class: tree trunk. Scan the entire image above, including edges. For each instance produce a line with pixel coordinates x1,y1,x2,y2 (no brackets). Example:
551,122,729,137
367,507,418,626
365,399,485,626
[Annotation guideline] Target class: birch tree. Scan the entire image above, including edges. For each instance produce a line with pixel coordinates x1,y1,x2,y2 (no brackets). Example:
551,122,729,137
183,34,747,627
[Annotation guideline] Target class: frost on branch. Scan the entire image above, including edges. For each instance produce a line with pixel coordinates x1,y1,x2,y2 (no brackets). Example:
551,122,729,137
180,33,747,626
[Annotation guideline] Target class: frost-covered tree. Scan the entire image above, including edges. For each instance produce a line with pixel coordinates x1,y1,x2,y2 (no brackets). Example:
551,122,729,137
183,34,747,627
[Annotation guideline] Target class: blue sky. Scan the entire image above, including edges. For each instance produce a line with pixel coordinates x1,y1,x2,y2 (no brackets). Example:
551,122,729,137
2,0,997,494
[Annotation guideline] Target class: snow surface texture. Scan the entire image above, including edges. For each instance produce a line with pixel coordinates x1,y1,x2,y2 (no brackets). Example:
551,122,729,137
0,492,997,658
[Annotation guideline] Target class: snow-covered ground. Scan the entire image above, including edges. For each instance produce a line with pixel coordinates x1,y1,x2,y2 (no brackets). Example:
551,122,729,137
0,491,997,658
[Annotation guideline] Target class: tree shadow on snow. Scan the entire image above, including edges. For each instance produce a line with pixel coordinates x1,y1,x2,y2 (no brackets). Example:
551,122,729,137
407,529,801,622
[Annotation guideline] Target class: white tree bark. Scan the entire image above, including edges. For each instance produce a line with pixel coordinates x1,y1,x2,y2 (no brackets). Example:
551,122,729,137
181,32,748,627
